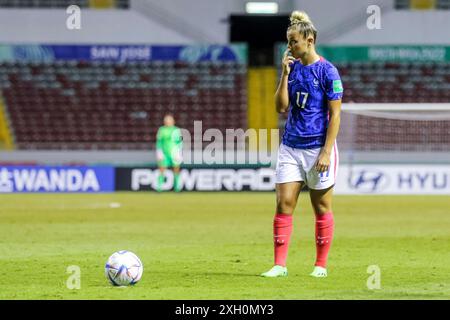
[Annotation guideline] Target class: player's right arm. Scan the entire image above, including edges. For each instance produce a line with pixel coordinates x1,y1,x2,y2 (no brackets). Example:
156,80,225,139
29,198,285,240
156,127,164,161
275,49,295,113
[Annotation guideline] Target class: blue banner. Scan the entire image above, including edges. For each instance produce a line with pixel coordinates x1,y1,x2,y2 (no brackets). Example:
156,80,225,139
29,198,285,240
0,44,247,63
0,166,115,193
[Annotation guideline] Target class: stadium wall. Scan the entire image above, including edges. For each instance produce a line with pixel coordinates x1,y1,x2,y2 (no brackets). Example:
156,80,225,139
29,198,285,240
1,1,449,45
247,67,278,151
328,10,450,45
0,97,13,150
0,8,194,44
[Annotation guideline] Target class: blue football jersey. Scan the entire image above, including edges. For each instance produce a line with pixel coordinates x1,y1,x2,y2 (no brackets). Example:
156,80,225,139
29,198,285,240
282,56,343,149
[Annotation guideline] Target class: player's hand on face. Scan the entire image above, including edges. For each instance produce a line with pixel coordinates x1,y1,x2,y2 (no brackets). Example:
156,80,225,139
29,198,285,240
315,149,331,173
282,49,296,75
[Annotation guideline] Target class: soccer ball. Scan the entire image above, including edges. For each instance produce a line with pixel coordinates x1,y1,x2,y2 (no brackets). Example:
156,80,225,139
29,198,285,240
105,250,143,286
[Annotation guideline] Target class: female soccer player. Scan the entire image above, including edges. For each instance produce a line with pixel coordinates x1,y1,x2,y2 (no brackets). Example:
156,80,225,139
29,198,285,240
156,114,183,192
261,11,343,278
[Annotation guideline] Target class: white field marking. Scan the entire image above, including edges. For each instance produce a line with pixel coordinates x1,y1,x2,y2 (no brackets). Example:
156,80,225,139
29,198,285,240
0,202,123,211
109,202,121,208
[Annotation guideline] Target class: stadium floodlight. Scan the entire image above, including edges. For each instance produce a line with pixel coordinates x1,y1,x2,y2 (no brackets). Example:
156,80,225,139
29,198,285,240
245,2,279,14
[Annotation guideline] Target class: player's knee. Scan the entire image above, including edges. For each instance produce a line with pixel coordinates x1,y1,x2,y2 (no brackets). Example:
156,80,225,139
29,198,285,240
276,198,296,213
314,203,331,214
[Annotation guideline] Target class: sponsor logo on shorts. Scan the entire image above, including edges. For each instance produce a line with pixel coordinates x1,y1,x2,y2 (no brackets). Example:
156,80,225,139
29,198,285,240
319,170,330,183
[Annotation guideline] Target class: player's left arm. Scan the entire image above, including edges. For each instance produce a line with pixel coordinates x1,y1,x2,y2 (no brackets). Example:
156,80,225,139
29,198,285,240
315,99,341,173
171,128,183,163
170,128,183,151
315,65,343,173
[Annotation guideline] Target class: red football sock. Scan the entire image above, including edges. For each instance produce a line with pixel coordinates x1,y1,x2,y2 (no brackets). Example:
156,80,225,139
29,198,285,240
314,212,334,268
273,213,293,267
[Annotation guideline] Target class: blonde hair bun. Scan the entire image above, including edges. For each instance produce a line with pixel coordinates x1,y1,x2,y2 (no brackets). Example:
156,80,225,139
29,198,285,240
290,10,312,25
288,10,317,43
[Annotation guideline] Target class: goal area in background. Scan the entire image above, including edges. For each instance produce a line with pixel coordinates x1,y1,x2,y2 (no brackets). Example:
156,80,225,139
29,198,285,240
339,103,450,164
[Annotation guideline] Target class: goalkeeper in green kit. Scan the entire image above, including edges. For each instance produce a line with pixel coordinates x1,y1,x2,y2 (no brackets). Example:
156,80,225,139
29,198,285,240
156,114,183,192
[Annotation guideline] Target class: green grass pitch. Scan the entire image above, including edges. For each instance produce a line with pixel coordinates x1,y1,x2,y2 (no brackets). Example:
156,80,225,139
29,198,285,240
0,192,449,300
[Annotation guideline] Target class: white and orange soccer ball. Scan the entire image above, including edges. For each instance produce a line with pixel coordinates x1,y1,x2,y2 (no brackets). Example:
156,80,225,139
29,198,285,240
105,250,143,286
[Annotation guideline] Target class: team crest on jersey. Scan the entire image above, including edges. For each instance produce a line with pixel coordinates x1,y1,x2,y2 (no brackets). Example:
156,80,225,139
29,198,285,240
313,78,320,88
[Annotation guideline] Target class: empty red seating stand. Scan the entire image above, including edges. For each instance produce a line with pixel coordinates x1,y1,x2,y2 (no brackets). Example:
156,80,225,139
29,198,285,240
339,61,450,103
2,60,449,150
1,60,247,150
